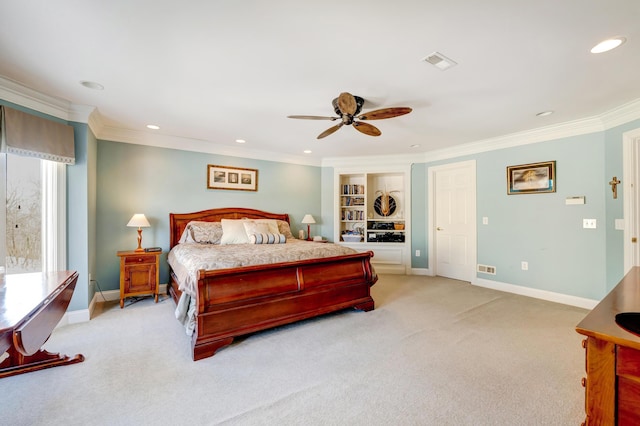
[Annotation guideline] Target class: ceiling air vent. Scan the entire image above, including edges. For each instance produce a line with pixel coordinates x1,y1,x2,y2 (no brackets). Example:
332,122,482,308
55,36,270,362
422,52,457,70
477,264,496,275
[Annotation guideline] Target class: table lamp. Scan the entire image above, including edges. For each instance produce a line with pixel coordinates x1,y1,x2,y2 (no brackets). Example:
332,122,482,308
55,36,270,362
301,214,316,241
127,213,150,252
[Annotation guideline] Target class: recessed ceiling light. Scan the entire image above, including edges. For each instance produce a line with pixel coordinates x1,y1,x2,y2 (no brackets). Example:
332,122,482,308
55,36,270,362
536,111,553,117
80,81,104,90
146,124,160,130
235,139,246,144
303,150,312,154
591,37,626,53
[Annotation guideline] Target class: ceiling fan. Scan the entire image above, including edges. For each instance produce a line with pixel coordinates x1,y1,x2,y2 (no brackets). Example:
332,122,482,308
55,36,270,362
287,92,412,139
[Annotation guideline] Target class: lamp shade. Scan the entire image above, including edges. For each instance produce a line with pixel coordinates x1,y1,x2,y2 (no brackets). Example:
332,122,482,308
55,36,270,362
127,214,150,228
301,214,316,224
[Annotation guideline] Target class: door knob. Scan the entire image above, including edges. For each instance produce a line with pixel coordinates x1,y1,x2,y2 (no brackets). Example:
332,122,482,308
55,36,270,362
436,227,443,231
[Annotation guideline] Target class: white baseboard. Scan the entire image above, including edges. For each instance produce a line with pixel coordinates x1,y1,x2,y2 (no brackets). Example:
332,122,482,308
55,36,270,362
409,267,432,276
58,284,168,328
474,277,599,310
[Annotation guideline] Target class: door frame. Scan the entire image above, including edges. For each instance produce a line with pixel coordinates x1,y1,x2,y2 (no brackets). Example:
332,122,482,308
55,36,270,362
623,128,640,274
427,159,477,282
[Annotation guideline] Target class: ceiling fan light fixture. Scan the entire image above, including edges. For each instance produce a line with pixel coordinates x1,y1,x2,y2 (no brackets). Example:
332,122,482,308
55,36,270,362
422,52,457,70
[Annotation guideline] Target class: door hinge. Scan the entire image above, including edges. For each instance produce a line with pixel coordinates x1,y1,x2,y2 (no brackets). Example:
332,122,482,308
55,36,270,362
633,237,637,243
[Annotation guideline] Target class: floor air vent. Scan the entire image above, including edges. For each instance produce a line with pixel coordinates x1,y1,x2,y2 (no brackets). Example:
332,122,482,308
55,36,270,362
477,264,496,275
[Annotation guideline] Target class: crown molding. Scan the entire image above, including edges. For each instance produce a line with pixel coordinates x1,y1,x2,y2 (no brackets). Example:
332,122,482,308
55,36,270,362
0,75,73,121
1,75,639,166
98,125,322,166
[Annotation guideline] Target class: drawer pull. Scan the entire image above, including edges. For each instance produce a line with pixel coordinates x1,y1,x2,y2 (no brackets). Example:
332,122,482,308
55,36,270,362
582,339,587,348
581,377,587,387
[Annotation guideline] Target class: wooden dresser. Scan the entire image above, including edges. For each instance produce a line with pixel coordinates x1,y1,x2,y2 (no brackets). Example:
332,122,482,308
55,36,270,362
576,267,640,425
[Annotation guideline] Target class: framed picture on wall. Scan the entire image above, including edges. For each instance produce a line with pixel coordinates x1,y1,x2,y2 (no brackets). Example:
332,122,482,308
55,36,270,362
507,161,555,195
207,165,258,191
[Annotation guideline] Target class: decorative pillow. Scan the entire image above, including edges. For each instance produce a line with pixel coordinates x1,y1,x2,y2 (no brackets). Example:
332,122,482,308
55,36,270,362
220,219,251,244
187,221,223,244
243,221,271,236
249,232,287,244
254,219,280,234
276,220,295,239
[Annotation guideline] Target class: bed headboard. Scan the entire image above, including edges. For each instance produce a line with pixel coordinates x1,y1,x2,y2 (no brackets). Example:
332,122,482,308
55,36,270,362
169,207,290,248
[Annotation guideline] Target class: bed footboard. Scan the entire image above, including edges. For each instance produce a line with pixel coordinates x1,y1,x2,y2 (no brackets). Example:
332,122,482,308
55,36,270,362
190,251,376,361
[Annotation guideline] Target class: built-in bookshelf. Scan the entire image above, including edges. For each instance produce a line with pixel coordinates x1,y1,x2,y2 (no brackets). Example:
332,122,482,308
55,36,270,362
337,172,406,244
335,170,409,274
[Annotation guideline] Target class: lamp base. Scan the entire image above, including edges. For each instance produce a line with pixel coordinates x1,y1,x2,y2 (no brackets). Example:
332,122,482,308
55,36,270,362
306,224,312,241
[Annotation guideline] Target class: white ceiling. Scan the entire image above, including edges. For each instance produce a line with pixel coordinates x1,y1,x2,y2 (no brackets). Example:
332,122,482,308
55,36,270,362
1,0,639,162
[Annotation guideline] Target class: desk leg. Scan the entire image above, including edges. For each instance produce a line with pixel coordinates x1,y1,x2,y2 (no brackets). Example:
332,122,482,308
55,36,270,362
0,345,84,379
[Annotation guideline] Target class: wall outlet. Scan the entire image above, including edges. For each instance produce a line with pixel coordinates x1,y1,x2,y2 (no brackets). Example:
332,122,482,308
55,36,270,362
583,219,597,229
521,261,528,271
482,217,489,225
415,250,421,257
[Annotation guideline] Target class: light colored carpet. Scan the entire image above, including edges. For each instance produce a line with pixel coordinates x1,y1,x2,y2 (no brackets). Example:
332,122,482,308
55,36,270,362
0,274,589,425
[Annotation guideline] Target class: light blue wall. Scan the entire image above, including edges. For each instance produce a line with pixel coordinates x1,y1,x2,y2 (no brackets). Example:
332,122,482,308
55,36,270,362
95,140,321,291
473,133,607,300
67,122,93,311
411,163,428,269
405,120,640,301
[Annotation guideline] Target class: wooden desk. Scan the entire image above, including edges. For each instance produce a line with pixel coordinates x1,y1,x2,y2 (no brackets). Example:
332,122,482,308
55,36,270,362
0,270,84,378
576,267,640,425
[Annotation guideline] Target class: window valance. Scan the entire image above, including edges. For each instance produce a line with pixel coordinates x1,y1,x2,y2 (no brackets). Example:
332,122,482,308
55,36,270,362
0,105,75,164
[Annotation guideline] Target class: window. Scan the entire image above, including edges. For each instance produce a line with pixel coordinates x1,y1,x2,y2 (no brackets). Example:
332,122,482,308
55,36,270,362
2,153,66,274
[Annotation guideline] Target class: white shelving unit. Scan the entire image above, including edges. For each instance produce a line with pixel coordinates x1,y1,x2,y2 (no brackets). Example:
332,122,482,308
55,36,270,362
335,169,410,274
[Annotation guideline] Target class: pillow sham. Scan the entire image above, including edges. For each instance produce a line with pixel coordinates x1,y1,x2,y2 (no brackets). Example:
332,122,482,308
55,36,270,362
220,219,252,244
254,219,280,234
188,221,224,244
243,221,271,236
276,220,295,239
249,232,287,244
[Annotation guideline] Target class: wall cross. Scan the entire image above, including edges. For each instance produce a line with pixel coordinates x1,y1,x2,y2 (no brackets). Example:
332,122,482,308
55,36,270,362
609,176,621,199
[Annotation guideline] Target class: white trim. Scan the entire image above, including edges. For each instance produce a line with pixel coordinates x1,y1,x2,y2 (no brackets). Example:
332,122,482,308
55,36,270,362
409,267,432,276
428,160,477,282
41,160,66,272
474,277,598,310
2,75,640,166
623,127,640,274
99,125,321,166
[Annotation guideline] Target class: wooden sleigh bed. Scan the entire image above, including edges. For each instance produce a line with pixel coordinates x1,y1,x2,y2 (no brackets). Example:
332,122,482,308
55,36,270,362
167,207,377,361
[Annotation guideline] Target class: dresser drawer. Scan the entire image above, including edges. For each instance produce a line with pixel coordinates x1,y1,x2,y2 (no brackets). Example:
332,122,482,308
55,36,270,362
124,255,156,265
617,346,640,378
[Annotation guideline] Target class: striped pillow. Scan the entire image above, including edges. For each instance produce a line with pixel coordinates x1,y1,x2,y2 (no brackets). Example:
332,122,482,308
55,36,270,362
249,232,286,244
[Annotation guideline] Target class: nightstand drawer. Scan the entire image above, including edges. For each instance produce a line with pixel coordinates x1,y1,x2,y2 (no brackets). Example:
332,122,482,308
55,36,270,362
124,255,156,265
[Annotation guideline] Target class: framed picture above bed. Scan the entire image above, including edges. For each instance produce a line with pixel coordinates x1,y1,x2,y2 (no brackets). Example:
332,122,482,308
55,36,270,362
506,161,555,195
207,165,258,191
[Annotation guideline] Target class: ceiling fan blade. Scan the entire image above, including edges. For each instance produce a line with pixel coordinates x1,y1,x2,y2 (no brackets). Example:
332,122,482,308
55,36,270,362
317,123,343,139
353,121,381,137
287,115,338,120
357,107,412,120
337,92,357,116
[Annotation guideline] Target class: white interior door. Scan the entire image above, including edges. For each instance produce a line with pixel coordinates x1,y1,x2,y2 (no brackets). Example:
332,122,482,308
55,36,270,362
429,160,476,282
623,128,640,273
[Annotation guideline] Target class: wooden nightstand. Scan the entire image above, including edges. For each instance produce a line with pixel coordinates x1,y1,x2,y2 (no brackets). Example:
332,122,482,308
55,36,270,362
116,250,161,308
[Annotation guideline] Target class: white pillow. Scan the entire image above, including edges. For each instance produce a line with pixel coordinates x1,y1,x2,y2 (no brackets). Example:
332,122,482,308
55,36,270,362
220,219,251,244
254,219,280,235
243,221,271,236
